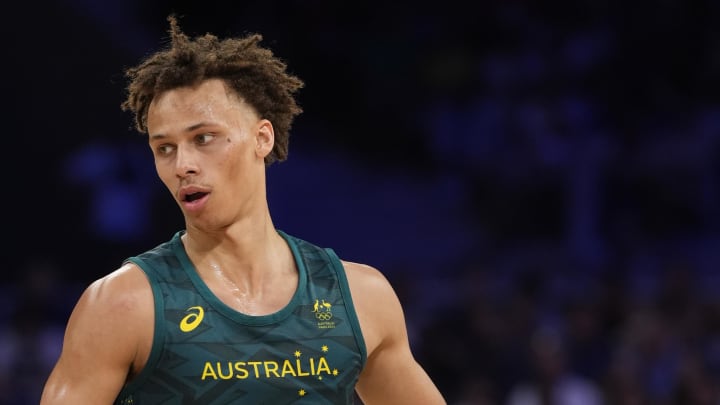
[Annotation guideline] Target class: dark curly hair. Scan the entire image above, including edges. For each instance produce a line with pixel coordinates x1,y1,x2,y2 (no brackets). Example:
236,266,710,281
121,15,304,164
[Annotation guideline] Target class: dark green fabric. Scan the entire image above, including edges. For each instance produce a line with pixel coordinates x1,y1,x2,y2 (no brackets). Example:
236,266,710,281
115,230,366,404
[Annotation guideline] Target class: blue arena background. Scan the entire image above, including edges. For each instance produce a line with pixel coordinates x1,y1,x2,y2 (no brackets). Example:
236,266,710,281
3,0,720,403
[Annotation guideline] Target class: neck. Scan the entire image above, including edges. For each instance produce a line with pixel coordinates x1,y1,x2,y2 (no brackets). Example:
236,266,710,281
181,214,294,294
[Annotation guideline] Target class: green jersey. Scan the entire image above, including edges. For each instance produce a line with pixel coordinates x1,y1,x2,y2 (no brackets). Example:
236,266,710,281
115,230,367,404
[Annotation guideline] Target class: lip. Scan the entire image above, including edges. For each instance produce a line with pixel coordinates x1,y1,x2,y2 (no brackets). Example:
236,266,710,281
178,186,211,213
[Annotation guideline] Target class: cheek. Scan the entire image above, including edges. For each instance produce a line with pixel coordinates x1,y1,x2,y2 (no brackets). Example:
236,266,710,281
154,161,176,190
221,139,254,168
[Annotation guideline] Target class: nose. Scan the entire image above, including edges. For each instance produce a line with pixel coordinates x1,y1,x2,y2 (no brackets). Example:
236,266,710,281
175,145,199,178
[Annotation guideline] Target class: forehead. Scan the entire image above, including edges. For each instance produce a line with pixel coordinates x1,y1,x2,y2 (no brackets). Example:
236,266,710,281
147,79,255,133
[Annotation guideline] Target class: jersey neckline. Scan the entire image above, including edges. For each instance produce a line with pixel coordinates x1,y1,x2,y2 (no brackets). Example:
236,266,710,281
170,229,308,326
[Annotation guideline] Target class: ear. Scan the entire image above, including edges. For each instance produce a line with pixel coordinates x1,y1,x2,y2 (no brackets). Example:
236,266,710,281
255,119,274,159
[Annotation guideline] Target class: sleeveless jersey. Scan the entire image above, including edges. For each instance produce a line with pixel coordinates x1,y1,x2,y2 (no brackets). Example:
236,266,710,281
114,230,367,404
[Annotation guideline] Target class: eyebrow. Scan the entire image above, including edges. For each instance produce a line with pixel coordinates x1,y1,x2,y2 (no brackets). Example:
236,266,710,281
149,122,217,141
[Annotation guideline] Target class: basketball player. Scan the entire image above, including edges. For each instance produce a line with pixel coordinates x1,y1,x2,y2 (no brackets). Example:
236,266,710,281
40,16,445,404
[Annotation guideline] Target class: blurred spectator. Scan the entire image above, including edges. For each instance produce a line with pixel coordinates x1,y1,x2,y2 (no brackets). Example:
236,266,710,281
506,326,604,405
0,262,73,405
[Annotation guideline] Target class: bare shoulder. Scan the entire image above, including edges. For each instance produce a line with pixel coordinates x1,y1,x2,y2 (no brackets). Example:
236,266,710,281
66,262,154,362
341,261,395,295
342,260,390,287
78,262,153,321
74,262,154,356
41,263,154,403
340,261,405,356
340,261,447,404
341,261,401,313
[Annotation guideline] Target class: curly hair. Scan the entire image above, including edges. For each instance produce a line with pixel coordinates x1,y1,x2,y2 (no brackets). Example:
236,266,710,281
121,15,304,164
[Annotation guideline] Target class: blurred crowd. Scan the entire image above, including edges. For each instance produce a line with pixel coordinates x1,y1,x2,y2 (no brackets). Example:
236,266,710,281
410,248,720,404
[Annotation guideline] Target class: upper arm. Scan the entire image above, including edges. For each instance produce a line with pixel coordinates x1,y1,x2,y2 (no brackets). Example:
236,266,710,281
40,264,153,405
344,262,446,405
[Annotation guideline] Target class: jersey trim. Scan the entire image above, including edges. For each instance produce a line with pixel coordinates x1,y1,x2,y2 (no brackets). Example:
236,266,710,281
171,230,308,326
323,248,368,365
114,256,167,398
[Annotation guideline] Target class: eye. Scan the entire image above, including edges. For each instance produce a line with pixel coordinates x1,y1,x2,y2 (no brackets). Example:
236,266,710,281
195,133,215,145
156,144,175,156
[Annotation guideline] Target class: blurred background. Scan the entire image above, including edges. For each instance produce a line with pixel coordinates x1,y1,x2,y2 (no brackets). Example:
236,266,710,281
3,0,720,404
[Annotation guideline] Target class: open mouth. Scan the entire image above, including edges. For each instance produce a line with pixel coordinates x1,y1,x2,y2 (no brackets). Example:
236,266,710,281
184,192,208,202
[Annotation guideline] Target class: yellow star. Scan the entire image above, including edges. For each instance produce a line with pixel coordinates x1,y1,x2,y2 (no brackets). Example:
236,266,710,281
321,345,329,353
294,350,302,358
299,389,306,396
333,369,339,376
318,376,323,380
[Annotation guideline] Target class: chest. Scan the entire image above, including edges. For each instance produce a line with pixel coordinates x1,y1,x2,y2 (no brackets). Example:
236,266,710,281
202,273,299,316
124,289,365,404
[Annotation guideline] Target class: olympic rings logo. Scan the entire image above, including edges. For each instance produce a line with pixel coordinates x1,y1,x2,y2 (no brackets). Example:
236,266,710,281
315,312,333,321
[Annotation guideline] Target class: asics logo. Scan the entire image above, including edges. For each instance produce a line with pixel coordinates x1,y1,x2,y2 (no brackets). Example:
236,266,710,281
180,306,205,332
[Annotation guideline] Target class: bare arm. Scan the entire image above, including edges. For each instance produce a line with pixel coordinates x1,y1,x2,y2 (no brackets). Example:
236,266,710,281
345,262,446,405
40,264,153,405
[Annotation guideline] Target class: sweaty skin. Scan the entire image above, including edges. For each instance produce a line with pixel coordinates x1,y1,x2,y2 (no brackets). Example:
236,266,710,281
40,79,446,404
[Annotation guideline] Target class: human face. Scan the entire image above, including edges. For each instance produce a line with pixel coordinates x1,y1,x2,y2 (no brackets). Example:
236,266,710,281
146,79,274,230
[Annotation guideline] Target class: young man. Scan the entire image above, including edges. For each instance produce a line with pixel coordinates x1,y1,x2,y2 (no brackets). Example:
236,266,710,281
40,16,446,405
